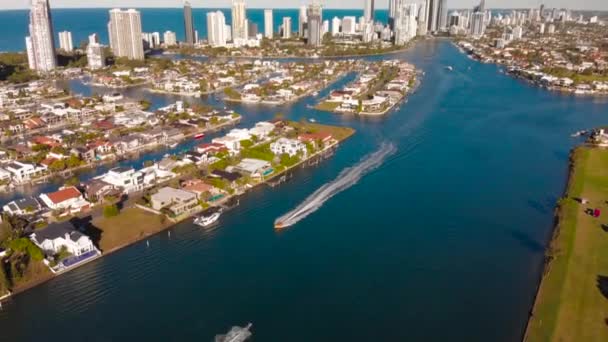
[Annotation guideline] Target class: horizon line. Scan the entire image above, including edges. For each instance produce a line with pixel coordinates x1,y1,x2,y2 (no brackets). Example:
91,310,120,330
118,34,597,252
0,6,606,11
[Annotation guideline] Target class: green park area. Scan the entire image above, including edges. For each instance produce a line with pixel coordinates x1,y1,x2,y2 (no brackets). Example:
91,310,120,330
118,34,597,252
526,147,608,342
91,207,170,252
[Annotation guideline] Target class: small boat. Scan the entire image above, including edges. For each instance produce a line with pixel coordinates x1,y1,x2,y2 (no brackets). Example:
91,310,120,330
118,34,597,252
194,133,205,140
571,130,587,137
168,142,178,148
312,91,319,97
215,323,252,342
274,220,289,229
308,118,316,123
194,211,221,227
445,66,453,71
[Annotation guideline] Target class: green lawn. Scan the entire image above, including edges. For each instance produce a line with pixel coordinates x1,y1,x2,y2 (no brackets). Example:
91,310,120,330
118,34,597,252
314,101,341,112
92,207,170,252
526,147,608,342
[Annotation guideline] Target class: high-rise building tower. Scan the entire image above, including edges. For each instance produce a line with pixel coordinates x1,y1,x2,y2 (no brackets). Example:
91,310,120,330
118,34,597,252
207,11,227,47
183,1,195,44
306,2,323,46
108,9,144,60
427,0,440,32
331,16,341,36
264,9,273,38
394,1,418,45
231,0,247,41
417,1,428,36
470,11,485,37
58,31,73,52
388,0,397,29
363,0,375,23
299,5,308,37
438,0,448,30
282,17,292,38
87,42,105,70
25,0,56,72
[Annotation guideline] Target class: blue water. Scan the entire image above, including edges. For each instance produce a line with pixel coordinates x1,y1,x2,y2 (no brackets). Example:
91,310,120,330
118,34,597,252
0,8,388,52
0,39,607,341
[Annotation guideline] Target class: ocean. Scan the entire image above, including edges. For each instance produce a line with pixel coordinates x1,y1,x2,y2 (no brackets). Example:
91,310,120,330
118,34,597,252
0,8,388,52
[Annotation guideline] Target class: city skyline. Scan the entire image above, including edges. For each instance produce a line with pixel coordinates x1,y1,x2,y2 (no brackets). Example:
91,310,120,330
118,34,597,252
4,0,608,11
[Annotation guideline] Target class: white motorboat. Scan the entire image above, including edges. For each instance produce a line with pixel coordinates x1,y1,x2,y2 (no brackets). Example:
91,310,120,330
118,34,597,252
194,211,221,227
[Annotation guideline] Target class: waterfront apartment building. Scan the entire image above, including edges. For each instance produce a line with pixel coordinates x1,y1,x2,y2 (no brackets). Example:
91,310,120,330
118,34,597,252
25,0,57,72
58,31,73,52
183,1,195,44
363,0,375,23
164,31,177,46
282,17,292,38
438,0,448,30
470,12,485,37
306,3,323,47
107,9,145,60
88,33,99,45
264,9,273,39
298,5,307,37
341,16,356,35
207,11,227,47
417,1,428,36
86,43,106,70
331,17,341,36
394,1,418,45
231,0,247,41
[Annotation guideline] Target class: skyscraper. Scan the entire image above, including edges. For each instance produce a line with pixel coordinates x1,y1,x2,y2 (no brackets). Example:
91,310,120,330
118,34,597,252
183,1,195,45
58,31,73,52
299,5,308,37
108,9,144,60
388,0,397,29
163,31,177,46
470,11,485,37
363,0,375,23
282,17,292,38
331,16,341,36
207,11,227,47
427,0,440,32
394,0,417,45
231,0,247,41
264,9,273,39
87,42,105,70
438,0,448,30
25,0,56,72
306,3,323,46
417,1,428,36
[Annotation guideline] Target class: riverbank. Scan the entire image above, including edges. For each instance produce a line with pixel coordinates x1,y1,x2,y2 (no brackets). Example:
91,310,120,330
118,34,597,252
3,121,355,300
525,146,608,342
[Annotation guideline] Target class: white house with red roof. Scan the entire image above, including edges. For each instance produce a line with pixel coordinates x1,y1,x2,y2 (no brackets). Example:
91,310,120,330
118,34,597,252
39,186,90,213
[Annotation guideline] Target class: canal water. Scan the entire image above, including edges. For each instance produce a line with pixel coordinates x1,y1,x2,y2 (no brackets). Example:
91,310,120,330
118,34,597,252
1,39,607,341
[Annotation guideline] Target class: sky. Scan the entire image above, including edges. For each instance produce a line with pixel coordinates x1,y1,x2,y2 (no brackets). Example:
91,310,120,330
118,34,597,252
2,0,607,11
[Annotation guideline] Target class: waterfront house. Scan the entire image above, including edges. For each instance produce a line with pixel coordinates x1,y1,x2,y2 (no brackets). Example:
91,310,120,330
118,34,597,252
196,143,228,156
150,187,199,216
5,161,46,183
298,132,334,148
70,146,96,162
181,179,221,200
99,167,145,194
39,186,90,213
3,196,43,216
211,170,242,187
212,136,242,155
248,122,275,139
231,158,273,179
30,221,97,257
270,138,308,158
82,179,118,202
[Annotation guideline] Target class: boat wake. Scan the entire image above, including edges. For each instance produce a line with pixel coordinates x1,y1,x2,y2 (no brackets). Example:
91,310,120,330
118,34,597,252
274,143,397,228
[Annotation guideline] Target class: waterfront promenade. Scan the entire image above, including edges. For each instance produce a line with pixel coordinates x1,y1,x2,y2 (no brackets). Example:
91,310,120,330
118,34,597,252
1,40,608,342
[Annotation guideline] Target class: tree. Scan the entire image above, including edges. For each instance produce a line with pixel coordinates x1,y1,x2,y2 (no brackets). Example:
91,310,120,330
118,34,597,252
65,155,82,168
103,204,119,218
48,159,67,172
